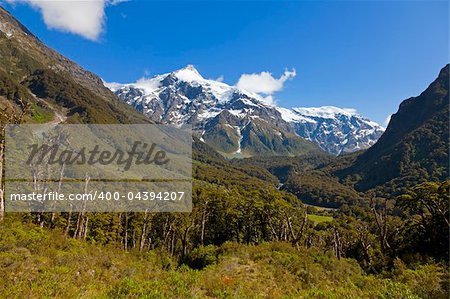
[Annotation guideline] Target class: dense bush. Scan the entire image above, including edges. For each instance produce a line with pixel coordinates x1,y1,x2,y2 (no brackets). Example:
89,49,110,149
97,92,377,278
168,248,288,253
0,220,447,298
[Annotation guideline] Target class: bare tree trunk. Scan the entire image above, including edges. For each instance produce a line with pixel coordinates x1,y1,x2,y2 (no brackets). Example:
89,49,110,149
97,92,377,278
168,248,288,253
266,212,280,241
139,224,147,251
170,231,176,256
83,216,89,240
39,185,48,228
285,211,307,246
0,100,30,221
64,205,73,237
200,201,209,245
51,163,65,227
116,213,122,241
332,226,342,259
139,221,148,252
124,213,129,251
139,210,151,252
181,220,193,256
162,217,174,251
371,198,391,255
75,174,90,239
147,236,152,251
74,212,81,238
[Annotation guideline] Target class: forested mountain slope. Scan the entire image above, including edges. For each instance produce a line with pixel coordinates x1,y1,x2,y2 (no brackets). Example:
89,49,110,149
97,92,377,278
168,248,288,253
0,7,149,124
236,65,449,206
335,64,449,195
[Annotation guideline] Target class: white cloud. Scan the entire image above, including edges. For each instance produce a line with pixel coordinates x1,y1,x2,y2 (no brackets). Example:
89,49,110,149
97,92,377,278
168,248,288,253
261,95,276,105
236,69,296,95
133,76,161,94
236,69,296,105
215,75,224,82
7,0,126,41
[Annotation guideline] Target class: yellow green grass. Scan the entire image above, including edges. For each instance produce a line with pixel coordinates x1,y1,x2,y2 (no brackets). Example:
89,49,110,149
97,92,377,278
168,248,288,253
307,214,333,223
30,103,54,123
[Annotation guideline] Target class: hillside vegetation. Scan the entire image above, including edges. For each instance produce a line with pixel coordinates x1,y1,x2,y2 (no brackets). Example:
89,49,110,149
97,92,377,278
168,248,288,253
0,219,447,299
0,7,149,124
336,65,449,196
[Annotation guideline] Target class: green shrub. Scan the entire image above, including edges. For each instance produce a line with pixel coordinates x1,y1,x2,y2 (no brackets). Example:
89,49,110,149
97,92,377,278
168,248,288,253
182,245,218,269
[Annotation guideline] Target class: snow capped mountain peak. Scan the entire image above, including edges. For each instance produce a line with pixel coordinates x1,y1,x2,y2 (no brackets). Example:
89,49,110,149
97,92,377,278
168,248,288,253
106,68,384,156
172,64,204,82
105,64,204,94
277,106,385,154
181,64,198,72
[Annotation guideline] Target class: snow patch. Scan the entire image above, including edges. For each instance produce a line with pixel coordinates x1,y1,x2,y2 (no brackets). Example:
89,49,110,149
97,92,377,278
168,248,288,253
173,65,204,82
277,107,316,123
197,110,221,120
234,126,243,154
228,109,248,118
292,106,358,119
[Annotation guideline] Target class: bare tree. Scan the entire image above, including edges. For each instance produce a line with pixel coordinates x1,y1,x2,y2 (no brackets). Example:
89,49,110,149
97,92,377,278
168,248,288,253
332,225,342,259
285,208,308,247
0,99,30,221
139,210,150,252
356,223,377,273
199,200,210,246
371,198,391,255
74,173,90,239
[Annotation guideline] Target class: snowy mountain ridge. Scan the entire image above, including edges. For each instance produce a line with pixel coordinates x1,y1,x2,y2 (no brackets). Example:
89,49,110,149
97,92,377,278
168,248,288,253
105,65,384,156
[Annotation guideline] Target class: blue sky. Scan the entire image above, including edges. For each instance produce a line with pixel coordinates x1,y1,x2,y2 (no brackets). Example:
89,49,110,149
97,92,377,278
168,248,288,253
3,0,449,125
